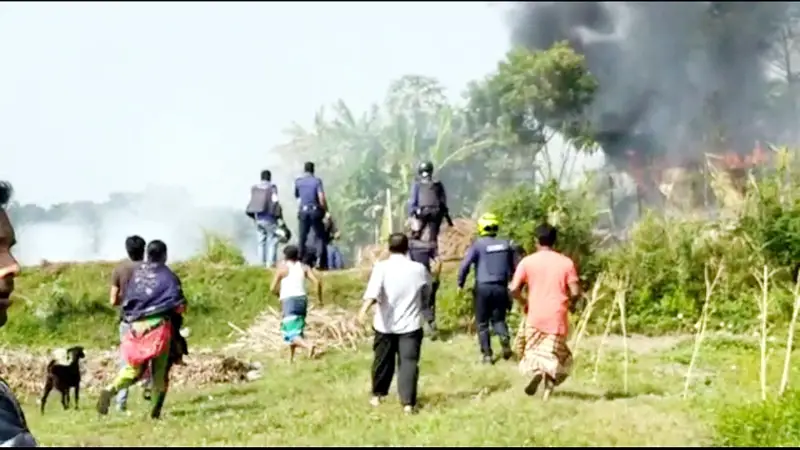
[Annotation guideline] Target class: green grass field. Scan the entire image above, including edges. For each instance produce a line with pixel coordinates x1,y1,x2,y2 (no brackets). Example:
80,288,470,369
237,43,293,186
13,332,800,446
5,261,800,446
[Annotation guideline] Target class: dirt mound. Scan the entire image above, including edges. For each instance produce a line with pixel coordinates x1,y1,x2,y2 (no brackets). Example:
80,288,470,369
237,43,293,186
358,218,477,267
225,306,369,355
0,347,261,396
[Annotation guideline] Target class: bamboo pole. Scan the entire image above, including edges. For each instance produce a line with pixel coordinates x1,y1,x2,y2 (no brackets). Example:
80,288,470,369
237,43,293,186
779,277,800,396
571,274,606,358
683,262,724,399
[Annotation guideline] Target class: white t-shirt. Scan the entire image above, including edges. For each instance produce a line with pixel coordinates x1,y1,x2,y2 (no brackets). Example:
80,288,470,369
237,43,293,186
363,254,431,334
279,261,306,300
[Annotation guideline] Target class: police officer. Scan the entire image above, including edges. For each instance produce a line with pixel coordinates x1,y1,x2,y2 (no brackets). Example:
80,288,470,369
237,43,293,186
294,161,329,270
407,161,452,252
408,223,441,340
456,213,516,364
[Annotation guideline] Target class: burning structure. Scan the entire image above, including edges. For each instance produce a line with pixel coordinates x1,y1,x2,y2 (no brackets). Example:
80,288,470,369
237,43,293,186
506,2,792,225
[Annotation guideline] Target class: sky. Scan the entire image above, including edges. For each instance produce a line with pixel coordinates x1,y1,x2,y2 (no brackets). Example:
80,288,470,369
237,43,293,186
0,2,512,208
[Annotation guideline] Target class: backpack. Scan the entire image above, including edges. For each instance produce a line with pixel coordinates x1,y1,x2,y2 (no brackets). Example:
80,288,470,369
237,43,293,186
417,179,442,209
245,183,279,218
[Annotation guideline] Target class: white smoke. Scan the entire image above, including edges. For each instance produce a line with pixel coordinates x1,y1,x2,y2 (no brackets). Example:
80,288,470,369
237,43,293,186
11,182,296,266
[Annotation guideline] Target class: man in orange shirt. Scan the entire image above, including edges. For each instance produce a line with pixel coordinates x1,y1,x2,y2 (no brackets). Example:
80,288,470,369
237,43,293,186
508,223,580,400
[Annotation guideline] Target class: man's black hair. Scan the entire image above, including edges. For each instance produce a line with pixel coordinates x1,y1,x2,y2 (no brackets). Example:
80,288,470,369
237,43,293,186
388,232,409,254
0,181,12,209
125,235,146,262
260,170,272,182
536,223,558,248
283,244,300,261
146,240,168,263
304,161,315,174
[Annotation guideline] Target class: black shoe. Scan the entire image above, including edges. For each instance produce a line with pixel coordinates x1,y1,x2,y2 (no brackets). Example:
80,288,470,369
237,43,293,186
481,355,494,365
143,386,152,401
96,389,113,416
524,374,543,396
502,347,513,361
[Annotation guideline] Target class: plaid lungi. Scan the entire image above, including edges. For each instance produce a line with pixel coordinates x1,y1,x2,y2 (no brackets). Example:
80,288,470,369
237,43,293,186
518,323,573,386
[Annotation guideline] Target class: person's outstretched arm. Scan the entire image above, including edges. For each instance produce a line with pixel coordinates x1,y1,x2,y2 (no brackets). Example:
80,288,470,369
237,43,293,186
358,262,383,323
270,264,287,295
457,244,478,290
508,262,528,311
304,265,323,305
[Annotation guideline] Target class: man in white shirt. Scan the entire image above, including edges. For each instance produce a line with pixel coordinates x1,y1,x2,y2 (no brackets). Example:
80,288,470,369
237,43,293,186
358,232,430,415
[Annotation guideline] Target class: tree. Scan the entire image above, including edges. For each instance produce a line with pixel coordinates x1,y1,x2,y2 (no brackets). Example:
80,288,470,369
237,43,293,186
276,75,501,255
465,42,599,184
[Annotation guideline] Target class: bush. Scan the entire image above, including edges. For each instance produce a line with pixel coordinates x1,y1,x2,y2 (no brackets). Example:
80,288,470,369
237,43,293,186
483,166,800,335
489,179,603,286
715,392,800,446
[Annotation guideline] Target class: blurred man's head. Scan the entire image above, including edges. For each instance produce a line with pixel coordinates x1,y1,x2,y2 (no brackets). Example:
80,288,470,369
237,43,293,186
0,181,20,328
535,223,558,249
283,244,300,262
260,170,272,182
388,232,410,255
304,161,315,175
146,240,168,264
125,235,146,262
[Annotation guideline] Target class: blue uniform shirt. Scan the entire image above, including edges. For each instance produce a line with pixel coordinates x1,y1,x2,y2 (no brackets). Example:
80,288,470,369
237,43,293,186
457,236,516,288
294,173,325,208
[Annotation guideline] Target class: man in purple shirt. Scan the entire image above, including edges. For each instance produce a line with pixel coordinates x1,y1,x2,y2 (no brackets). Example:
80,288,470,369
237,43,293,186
294,161,329,270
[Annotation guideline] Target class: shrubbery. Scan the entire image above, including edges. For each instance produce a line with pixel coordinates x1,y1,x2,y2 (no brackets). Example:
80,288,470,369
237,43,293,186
715,391,800,446
9,154,800,347
485,161,800,335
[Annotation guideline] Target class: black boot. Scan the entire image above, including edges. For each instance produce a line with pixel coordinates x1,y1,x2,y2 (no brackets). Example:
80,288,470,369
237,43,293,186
501,340,513,361
150,392,167,419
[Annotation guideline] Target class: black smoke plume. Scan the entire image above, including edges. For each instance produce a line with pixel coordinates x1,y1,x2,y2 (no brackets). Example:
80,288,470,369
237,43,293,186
507,2,792,167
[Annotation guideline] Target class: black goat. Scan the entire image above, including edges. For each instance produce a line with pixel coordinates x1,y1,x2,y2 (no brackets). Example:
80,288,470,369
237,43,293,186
40,346,85,414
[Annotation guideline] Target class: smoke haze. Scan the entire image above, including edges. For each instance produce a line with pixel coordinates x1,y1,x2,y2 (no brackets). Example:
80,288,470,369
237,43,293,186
506,2,793,164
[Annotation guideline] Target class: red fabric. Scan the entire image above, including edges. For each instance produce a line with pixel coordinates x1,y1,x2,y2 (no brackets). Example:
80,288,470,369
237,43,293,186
121,321,172,366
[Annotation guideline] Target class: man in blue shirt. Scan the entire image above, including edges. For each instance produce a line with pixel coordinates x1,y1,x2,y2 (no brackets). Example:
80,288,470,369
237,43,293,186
245,170,281,268
407,161,452,253
294,161,329,270
457,213,517,364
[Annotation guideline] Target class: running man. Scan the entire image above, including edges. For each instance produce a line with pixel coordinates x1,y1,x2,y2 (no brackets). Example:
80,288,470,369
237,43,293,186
508,223,580,401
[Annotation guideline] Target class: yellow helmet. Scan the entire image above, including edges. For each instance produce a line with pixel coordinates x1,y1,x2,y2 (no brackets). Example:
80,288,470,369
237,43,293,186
477,213,500,236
